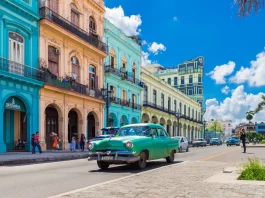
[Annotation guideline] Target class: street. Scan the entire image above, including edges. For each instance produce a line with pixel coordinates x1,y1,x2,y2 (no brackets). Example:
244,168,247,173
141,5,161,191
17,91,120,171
0,145,263,198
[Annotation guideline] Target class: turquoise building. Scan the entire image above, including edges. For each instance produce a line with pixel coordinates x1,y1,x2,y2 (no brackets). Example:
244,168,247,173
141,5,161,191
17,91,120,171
0,0,43,153
104,19,143,127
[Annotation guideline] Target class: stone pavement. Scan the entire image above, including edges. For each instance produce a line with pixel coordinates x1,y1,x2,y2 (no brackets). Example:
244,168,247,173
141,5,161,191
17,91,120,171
52,161,265,198
246,144,265,148
0,150,89,166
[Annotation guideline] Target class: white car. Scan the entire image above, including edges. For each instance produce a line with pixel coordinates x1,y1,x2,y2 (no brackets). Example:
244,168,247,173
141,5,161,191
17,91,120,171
174,136,189,152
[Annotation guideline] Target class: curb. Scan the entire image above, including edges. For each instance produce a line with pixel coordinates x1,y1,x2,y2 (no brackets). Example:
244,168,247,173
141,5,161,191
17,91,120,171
246,146,265,148
0,154,89,166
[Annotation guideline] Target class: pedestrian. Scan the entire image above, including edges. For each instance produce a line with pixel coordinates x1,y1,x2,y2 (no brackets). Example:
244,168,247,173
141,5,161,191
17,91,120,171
70,136,76,152
31,134,35,154
240,129,246,153
53,134,59,152
80,134,86,152
32,132,42,154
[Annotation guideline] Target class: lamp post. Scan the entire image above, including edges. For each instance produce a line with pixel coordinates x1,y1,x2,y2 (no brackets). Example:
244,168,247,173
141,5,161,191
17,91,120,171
101,83,112,127
203,120,206,139
176,110,181,136
211,119,217,138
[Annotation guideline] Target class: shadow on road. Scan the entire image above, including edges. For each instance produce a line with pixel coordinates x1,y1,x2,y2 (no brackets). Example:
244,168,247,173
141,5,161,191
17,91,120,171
89,161,183,174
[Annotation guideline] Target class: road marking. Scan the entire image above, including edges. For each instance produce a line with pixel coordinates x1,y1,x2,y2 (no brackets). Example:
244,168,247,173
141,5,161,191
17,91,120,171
48,161,189,198
199,147,240,161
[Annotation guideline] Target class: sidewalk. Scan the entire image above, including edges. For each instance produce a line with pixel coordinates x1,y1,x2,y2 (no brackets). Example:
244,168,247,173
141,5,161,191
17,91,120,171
246,143,265,148
0,150,89,166
51,161,265,198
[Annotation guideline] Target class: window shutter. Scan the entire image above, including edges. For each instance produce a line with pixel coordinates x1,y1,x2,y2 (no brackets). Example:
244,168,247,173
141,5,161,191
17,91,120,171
95,76,98,89
89,73,92,89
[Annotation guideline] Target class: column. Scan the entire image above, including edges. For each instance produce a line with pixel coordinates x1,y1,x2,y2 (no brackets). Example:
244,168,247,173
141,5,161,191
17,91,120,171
0,108,6,153
169,125,173,137
39,98,46,150
26,112,32,151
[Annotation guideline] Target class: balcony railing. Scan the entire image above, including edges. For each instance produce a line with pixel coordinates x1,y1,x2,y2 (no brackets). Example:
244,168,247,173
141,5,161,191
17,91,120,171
178,68,204,75
39,7,108,53
0,57,44,82
105,65,144,88
110,97,141,110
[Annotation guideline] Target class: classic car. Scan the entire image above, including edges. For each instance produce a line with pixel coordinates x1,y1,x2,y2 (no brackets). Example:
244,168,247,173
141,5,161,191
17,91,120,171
226,137,240,146
174,136,189,152
88,123,179,170
192,138,207,147
210,138,221,146
89,127,120,142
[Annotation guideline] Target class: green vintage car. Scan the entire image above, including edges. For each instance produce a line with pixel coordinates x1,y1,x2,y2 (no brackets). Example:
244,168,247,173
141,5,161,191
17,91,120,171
87,123,179,170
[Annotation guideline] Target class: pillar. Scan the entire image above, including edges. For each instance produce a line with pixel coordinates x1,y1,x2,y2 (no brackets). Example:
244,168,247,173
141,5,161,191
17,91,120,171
0,108,7,153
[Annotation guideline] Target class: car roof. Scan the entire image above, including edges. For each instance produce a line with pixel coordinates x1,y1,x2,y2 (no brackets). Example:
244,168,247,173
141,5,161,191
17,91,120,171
121,123,164,128
101,127,120,130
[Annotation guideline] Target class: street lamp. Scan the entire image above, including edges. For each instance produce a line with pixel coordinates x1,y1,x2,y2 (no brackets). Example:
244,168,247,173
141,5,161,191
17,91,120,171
176,110,181,136
101,83,113,127
211,119,217,138
203,120,206,139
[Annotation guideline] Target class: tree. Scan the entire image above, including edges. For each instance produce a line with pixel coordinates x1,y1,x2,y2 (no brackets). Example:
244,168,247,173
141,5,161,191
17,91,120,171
207,121,223,133
235,0,264,17
254,95,265,114
246,110,254,121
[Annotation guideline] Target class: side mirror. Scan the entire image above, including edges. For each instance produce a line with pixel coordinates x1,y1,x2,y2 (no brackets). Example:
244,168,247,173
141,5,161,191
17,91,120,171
150,134,155,138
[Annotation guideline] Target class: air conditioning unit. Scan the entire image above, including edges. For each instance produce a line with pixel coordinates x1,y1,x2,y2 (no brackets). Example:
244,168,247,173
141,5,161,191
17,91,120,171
54,49,60,55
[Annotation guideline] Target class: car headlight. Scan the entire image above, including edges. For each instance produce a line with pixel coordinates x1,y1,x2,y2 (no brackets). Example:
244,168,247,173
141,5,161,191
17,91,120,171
88,142,94,150
125,141,133,149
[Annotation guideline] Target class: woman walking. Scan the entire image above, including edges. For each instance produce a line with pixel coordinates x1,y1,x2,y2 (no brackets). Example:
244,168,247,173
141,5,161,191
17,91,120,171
70,136,76,152
53,134,59,152
80,134,86,152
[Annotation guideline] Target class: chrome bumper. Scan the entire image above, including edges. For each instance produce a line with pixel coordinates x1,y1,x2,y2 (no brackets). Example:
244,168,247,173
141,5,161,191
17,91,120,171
88,151,140,162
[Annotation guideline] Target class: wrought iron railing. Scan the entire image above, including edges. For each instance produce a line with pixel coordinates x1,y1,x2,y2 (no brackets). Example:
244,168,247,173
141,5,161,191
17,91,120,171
110,97,141,110
0,57,44,81
39,7,108,53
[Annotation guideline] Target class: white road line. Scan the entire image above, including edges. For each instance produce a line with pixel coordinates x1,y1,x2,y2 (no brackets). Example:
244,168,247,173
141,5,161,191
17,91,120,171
48,161,190,198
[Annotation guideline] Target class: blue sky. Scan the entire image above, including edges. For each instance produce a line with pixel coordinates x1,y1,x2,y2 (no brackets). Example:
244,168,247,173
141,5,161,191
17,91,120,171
105,0,265,124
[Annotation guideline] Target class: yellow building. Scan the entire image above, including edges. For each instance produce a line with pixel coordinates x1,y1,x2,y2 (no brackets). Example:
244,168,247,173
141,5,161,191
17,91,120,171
141,67,203,141
38,0,107,150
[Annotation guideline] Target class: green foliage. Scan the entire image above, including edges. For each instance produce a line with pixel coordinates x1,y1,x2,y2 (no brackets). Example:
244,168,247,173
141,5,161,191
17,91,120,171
207,121,223,133
246,111,254,121
236,0,264,17
261,140,265,144
239,158,265,181
246,132,264,141
254,95,265,114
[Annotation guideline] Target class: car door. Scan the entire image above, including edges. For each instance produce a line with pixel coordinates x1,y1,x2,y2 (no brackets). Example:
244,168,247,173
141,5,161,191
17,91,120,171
150,128,163,159
157,128,170,157
181,137,187,150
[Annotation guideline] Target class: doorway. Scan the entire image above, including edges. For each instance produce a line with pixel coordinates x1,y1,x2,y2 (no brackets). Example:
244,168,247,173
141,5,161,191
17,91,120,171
87,112,95,139
68,110,78,143
45,106,59,150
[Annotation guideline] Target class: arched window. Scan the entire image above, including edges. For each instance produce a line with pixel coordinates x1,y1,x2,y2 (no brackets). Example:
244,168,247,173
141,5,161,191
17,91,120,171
71,4,79,26
89,65,97,90
48,46,59,76
121,56,127,72
89,16,96,34
143,85,148,103
122,90,127,100
71,57,80,82
47,0,58,13
9,32,24,75
132,62,136,80
132,94,136,109
110,48,116,69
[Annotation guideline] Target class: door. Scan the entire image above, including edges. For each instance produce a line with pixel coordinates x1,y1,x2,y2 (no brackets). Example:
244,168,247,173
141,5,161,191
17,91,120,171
158,128,170,157
150,128,163,159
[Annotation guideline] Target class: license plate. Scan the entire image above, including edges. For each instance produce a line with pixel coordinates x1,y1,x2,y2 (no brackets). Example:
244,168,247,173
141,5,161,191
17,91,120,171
101,156,113,160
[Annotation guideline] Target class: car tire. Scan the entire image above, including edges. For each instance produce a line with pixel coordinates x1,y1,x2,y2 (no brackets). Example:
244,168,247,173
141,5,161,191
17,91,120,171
179,147,182,153
135,151,147,169
166,150,175,163
186,146,189,152
97,161,109,170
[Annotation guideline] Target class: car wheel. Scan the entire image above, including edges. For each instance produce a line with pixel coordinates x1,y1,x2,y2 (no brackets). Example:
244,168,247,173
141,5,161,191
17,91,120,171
227,144,229,147
166,150,175,163
186,146,189,152
135,151,147,169
97,161,110,170
179,147,182,153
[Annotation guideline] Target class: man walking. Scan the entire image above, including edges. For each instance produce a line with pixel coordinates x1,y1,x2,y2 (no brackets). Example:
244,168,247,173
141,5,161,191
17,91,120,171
240,129,246,153
32,132,42,154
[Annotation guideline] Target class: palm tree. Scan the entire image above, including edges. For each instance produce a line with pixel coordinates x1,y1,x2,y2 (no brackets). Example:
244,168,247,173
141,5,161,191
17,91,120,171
235,0,264,16
254,95,265,114
246,110,255,134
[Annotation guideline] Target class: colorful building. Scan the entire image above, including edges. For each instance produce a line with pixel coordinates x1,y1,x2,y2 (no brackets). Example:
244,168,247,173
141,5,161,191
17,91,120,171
256,122,265,135
103,19,143,127
38,0,107,150
0,0,43,153
141,67,203,140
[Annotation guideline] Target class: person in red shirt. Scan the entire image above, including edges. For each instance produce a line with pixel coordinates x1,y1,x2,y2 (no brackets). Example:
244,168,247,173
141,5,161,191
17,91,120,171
32,132,42,154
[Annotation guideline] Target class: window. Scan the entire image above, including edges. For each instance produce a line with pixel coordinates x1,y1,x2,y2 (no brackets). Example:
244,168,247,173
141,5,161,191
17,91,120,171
184,105,186,116
110,86,115,97
198,89,202,95
9,32,24,75
162,79,165,81
168,97,171,110
195,111,197,120
132,63,136,80
151,128,158,136
48,46,59,76
89,65,96,89
71,57,80,82
122,90,127,100
110,48,115,68
179,102,182,114
132,94,136,108
192,109,194,119
144,86,148,103
188,89,193,95
71,4,79,26
188,107,190,117
167,78,171,85
174,100,177,112
47,0,58,13
181,76,184,84
153,90,157,105
89,16,96,34
174,77,178,86
198,74,202,83
189,75,193,84
161,94,164,108
158,128,168,137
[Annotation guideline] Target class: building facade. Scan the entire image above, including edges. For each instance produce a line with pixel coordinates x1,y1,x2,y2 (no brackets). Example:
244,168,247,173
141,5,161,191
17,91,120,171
256,122,265,135
0,0,43,153
141,67,203,141
234,122,256,137
103,19,143,127
38,0,107,150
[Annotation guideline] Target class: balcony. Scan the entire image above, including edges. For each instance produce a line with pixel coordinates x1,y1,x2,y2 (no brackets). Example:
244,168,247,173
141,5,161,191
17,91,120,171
41,68,102,100
110,97,141,111
178,68,204,75
39,7,108,54
105,65,144,88
143,101,175,115
0,57,44,82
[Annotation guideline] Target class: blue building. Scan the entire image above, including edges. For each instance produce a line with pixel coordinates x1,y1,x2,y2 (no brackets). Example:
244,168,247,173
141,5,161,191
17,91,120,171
256,123,265,135
103,19,143,127
0,0,43,153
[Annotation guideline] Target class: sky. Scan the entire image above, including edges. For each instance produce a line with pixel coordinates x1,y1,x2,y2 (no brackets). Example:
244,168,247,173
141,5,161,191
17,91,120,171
104,0,265,127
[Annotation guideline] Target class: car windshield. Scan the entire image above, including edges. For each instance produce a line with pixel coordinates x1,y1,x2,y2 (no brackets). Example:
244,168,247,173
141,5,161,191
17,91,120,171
117,126,150,137
101,128,118,135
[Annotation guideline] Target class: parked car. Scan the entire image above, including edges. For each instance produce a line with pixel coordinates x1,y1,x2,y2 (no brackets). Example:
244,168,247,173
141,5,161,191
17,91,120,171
89,127,120,142
174,136,189,152
88,123,179,170
192,138,207,147
226,137,240,146
245,139,250,144
210,138,221,146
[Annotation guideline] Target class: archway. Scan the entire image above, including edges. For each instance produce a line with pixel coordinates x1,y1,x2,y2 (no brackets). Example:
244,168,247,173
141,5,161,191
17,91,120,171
192,126,195,139
68,110,78,144
151,115,158,124
173,121,177,136
184,124,187,139
131,117,137,124
45,106,59,150
187,125,191,141
108,113,117,127
3,96,27,151
167,120,172,136
141,113,150,123
120,115,128,126
160,117,166,127
179,123,183,136
87,112,95,139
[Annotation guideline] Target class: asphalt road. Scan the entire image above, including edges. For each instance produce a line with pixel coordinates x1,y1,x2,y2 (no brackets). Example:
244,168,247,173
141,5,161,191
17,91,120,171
0,145,262,198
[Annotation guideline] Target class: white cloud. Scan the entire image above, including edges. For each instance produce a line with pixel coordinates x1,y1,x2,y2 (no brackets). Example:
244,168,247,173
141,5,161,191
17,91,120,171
207,61,236,84
204,85,265,127
105,6,142,36
230,49,265,86
141,40,148,46
148,42,166,55
173,16,178,21
141,51,151,66
221,86,230,95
